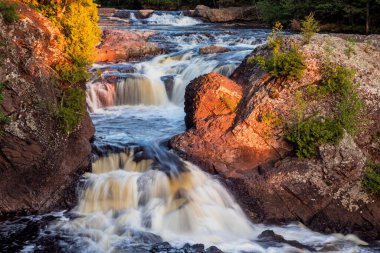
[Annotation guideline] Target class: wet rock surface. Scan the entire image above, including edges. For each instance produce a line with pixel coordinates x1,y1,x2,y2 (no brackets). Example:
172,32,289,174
170,34,380,241
190,5,257,23
0,3,94,214
199,46,230,54
96,28,164,62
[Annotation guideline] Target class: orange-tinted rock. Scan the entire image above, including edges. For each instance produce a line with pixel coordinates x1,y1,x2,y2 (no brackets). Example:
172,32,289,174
96,29,163,62
171,72,286,177
170,35,380,241
97,8,116,17
199,46,230,54
138,9,154,18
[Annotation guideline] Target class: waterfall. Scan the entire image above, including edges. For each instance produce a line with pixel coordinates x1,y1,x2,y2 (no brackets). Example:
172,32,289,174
116,74,168,106
86,74,169,111
86,82,116,111
61,146,259,252
143,12,202,26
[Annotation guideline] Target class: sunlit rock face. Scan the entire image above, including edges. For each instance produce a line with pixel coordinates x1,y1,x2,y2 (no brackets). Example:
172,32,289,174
0,3,94,213
96,29,164,63
171,72,287,175
170,35,380,241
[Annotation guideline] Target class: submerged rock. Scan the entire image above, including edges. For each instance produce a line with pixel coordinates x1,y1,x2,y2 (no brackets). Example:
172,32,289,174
258,230,315,251
199,46,230,54
170,34,380,241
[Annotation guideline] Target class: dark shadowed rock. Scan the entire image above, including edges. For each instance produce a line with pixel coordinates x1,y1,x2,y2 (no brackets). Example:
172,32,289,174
258,230,315,251
0,3,94,214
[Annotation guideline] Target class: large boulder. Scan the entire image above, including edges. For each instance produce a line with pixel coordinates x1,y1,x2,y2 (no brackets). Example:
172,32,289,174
97,8,116,17
170,34,380,240
171,72,287,176
0,3,94,214
96,28,164,62
191,5,257,22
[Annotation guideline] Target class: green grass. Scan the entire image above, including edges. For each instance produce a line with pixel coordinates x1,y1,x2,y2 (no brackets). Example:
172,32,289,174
0,2,19,24
55,88,86,133
362,161,380,194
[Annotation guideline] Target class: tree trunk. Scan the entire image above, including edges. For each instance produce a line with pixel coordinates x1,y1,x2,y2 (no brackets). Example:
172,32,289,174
366,0,370,34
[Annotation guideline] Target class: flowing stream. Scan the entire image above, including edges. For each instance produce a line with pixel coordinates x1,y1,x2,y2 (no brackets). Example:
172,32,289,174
1,10,379,253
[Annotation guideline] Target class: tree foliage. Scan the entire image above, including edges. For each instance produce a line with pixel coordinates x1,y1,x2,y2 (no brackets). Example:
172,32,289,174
255,0,380,33
21,0,100,132
22,0,101,82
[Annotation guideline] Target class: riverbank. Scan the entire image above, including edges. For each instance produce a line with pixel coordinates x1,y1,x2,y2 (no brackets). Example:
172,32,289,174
170,33,380,241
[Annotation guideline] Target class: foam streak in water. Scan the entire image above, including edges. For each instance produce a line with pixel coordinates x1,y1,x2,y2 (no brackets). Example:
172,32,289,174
143,13,202,26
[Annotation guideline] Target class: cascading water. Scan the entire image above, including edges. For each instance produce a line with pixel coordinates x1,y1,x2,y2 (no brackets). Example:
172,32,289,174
57,147,261,252
3,10,378,253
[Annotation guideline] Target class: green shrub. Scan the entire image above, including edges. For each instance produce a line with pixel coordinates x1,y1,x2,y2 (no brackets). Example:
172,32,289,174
286,65,363,158
337,91,363,135
56,88,86,133
0,2,19,23
56,58,91,84
362,161,380,194
60,0,100,64
261,111,282,127
301,13,319,44
344,38,356,59
286,117,343,158
318,65,355,96
249,22,306,80
262,47,306,80
0,83,9,125
23,0,100,84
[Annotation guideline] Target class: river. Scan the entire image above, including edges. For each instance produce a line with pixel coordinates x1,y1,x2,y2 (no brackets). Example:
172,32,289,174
1,10,379,253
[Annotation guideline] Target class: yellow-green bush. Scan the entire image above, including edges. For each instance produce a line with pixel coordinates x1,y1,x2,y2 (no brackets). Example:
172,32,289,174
60,0,100,64
23,0,100,83
56,58,90,84
22,0,100,132
248,22,306,80
301,13,319,44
